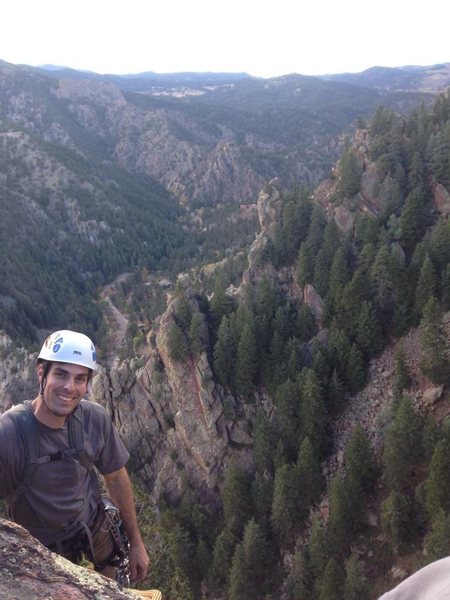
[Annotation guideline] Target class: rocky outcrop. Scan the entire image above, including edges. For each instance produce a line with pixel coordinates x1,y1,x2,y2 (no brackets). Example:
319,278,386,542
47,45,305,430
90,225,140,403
0,518,136,599
89,291,257,504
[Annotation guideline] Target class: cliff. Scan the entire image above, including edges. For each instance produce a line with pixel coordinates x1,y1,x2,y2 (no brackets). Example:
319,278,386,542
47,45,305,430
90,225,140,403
0,518,137,599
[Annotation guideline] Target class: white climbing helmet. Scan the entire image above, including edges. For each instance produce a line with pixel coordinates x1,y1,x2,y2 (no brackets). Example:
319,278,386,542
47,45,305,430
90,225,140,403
38,330,97,371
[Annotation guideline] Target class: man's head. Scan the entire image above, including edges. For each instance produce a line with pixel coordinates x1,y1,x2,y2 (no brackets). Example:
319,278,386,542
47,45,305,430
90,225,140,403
36,330,97,420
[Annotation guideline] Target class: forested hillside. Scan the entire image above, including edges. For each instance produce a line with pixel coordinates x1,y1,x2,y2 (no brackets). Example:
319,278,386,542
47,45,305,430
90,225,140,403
1,60,450,599
126,91,450,599
0,60,442,348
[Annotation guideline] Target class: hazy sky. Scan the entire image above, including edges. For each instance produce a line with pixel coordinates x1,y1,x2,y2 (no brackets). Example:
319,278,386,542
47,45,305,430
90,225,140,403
2,0,448,78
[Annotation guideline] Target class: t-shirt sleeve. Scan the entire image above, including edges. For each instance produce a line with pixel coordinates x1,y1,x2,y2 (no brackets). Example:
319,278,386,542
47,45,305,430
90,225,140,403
83,402,130,475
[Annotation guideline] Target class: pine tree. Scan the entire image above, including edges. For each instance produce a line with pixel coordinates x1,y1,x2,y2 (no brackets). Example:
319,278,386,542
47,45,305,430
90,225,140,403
300,369,327,456
188,311,206,355
252,471,274,534
222,460,253,537
210,276,233,332
240,518,272,598
345,426,376,502
354,301,383,358
392,343,412,402
235,320,258,398
419,296,450,384
308,514,329,580
210,528,238,590
327,369,346,414
380,490,415,553
425,437,450,518
423,508,450,562
167,321,189,361
317,557,345,600
344,553,368,600
345,343,366,394
271,462,302,546
296,436,323,511
327,474,352,552
398,185,431,254
297,242,315,287
213,316,236,388
274,378,301,460
383,396,423,493
228,543,248,600
253,412,275,475
413,254,438,323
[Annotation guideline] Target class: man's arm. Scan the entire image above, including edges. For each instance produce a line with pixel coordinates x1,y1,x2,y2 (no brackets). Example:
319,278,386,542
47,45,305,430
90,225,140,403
102,466,149,584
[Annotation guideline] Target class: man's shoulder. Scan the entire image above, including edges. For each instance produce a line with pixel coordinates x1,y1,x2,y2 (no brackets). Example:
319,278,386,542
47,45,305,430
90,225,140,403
78,399,111,427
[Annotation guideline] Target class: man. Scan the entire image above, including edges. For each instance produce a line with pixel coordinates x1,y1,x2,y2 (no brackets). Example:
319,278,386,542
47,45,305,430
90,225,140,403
0,330,149,585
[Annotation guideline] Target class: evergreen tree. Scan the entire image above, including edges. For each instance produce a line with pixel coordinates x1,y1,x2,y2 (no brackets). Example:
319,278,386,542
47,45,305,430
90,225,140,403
253,412,276,474
383,396,423,493
222,460,253,537
327,474,352,553
252,471,274,534
210,276,233,332
296,437,323,510
308,514,329,580
380,489,415,553
419,296,450,384
188,311,206,355
345,343,366,395
296,303,317,343
240,518,272,598
425,437,450,518
210,528,238,590
228,543,248,600
289,548,316,600
213,316,236,388
327,369,346,414
370,244,396,323
354,301,383,358
274,379,301,460
392,343,412,403
423,508,450,563
345,426,376,502
271,462,302,546
235,320,258,398
413,254,438,323
398,186,431,255
167,321,189,361
344,553,368,600
317,557,345,600
300,369,327,456
296,242,315,287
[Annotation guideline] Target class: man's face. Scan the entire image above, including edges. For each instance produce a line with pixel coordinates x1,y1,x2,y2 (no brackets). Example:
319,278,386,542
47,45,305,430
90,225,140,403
38,362,90,420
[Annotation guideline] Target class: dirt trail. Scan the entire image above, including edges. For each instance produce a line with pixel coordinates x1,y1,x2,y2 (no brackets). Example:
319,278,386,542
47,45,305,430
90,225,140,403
100,274,130,368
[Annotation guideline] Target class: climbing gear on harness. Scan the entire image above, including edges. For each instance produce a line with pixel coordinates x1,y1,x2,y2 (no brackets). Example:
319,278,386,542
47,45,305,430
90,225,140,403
38,330,97,371
101,495,131,587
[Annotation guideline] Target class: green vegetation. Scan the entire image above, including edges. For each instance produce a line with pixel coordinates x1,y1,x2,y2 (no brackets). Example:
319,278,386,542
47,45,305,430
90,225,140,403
147,90,450,598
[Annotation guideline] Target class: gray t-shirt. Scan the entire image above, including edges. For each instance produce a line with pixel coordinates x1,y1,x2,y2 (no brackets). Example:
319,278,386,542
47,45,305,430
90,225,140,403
0,399,129,544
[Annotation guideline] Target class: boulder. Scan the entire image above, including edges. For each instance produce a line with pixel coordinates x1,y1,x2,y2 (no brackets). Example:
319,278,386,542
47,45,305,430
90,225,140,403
0,518,136,599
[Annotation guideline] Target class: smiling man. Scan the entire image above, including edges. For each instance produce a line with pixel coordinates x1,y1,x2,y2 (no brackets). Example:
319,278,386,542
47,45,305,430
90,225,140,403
0,330,149,586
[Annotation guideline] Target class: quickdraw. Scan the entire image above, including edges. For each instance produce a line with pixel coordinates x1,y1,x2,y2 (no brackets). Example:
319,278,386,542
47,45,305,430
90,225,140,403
102,496,131,588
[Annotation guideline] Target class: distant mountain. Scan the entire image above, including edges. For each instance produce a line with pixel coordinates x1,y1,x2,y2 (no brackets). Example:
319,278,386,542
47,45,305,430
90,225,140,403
320,62,450,93
0,59,448,343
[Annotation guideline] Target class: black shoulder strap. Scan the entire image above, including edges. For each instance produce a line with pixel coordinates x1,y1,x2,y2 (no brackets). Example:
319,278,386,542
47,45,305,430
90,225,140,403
69,402,103,502
5,402,40,505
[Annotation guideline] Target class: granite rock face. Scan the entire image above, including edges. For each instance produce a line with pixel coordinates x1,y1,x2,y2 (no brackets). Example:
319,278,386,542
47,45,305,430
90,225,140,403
0,518,136,600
